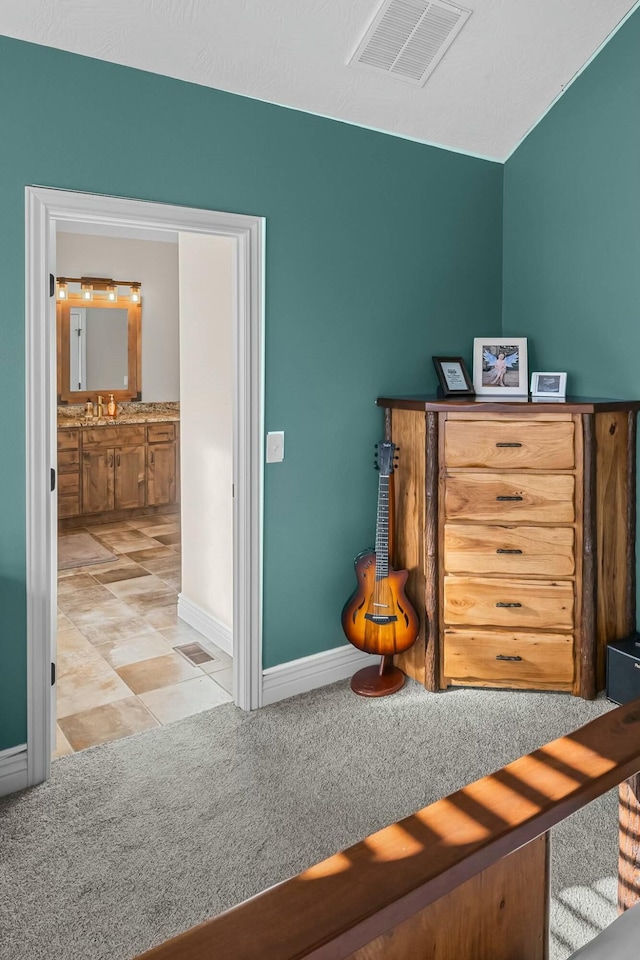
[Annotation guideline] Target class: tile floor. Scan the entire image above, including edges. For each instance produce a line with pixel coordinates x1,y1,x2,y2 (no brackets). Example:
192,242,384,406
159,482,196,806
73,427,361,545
55,514,232,757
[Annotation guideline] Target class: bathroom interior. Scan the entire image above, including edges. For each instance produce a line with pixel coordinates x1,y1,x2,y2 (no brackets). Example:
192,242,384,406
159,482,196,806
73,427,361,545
54,224,235,758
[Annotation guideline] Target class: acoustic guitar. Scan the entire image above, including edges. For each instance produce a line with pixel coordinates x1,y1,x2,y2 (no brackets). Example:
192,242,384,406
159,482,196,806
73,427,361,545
341,440,419,696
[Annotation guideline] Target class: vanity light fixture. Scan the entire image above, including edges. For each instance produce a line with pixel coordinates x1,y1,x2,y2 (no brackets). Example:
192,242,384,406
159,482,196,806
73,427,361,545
55,277,142,302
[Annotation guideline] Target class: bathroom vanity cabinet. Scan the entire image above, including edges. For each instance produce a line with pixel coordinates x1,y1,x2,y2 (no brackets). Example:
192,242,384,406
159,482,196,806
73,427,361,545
58,419,180,525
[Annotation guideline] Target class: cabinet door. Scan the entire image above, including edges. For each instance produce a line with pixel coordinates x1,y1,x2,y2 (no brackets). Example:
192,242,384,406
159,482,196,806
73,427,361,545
147,442,177,505
114,445,146,510
82,448,114,515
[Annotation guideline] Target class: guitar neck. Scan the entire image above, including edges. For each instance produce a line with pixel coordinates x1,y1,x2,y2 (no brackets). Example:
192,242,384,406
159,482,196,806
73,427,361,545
375,474,389,580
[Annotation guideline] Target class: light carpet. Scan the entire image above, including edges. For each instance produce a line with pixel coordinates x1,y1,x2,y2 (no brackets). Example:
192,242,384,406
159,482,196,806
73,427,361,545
0,680,618,960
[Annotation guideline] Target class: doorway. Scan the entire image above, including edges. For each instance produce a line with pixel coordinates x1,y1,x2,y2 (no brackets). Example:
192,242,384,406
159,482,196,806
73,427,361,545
55,225,237,753
25,188,264,786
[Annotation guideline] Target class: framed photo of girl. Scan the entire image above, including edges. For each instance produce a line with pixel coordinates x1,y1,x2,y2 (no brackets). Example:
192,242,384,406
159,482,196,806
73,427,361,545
473,338,528,397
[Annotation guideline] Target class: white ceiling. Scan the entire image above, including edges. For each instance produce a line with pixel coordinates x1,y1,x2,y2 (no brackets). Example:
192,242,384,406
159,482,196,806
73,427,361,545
1,0,637,161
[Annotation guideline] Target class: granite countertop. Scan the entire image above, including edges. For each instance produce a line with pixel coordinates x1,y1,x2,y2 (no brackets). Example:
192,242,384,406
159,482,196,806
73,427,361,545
58,402,180,429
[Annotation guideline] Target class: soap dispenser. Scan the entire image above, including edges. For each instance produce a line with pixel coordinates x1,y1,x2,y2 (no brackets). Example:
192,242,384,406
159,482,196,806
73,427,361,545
107,394,117,419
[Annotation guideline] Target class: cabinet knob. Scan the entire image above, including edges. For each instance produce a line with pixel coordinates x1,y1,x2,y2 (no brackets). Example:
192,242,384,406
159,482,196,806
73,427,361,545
496,655,523,662
496,548,523,555
496,496,523,502
495,602,522,608
495,442,522,448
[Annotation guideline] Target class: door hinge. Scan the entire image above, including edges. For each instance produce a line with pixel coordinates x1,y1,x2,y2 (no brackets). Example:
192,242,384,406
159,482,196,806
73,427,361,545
51,662,56,686
49,274,55,298
51,467,56,492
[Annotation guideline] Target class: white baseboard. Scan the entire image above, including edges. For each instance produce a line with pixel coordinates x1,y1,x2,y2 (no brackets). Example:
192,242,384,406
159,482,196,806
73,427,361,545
262,644,376,706
0,744,28,798
177,594,233,658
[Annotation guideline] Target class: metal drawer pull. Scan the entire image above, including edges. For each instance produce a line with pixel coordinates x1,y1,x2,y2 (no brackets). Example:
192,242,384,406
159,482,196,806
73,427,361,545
496,442,522,447
496,602,522,608
496,548,523,554
496,655,523,662
496,495,523,501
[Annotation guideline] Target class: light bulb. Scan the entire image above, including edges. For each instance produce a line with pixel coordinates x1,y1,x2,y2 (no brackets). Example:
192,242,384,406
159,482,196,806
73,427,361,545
57,281,68,300
130,285,141,303
81,282,93,301
107,284,117,302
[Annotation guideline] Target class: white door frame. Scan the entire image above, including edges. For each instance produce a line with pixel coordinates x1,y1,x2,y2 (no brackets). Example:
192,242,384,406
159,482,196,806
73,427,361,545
25,186,265,787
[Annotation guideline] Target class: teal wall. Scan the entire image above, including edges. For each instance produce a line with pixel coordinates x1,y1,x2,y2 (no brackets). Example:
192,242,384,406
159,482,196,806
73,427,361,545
503,9,640,392
0,37,503,751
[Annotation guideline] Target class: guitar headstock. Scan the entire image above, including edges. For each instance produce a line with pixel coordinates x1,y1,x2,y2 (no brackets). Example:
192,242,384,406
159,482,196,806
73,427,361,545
374,440,400,476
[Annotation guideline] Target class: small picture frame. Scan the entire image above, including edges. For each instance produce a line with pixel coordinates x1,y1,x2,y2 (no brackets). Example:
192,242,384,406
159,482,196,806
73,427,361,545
432,356,475,397
530,372,567,399
473,338,528,397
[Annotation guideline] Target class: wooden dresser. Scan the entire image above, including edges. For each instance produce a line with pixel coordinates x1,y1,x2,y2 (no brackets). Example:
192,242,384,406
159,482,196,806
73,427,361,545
377,396,640,698
58,419,180,527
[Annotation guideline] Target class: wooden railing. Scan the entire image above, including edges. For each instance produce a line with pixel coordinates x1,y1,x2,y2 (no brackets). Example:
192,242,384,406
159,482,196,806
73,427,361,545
137,699,640,960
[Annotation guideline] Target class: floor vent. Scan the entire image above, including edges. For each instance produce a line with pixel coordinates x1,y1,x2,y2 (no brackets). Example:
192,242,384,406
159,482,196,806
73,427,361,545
175,642,215,666
349,0,471,87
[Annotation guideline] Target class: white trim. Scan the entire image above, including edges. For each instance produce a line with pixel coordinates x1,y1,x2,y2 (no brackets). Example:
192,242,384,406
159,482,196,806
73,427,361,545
262,645,377,706
177,594,233,657
0,745,28,798
25,186,264,789
25,189,54,788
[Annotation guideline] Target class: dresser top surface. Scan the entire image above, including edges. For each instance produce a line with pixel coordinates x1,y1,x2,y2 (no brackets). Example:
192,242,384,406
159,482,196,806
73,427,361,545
376,395,640,414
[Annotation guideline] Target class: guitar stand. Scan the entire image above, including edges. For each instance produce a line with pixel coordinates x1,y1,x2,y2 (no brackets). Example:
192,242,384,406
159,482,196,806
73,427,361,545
350,654,405,698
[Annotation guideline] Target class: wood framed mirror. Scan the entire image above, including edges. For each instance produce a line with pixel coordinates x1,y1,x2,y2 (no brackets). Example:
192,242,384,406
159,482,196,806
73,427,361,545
57,293,142,403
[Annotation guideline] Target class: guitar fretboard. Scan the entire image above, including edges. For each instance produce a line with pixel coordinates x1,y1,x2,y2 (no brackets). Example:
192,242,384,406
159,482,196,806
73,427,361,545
375,474,389,581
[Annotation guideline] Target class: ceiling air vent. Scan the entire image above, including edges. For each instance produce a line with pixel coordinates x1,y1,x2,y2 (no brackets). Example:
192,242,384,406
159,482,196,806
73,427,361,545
349,0,471,87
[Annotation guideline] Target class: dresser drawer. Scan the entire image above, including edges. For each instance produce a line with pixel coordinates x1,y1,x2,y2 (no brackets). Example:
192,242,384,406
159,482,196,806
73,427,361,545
58,448,80,474
443,576,574,629
58,429,80,452
443,629,574,688
147,422,176,443
443,524,575,577
444,420,575,469
445,473,575,523
82,425,145,447
58,495,80,518
58,472,79,496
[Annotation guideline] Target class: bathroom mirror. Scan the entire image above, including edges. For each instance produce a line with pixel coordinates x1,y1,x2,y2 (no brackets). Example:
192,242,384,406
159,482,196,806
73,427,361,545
57,297,141,402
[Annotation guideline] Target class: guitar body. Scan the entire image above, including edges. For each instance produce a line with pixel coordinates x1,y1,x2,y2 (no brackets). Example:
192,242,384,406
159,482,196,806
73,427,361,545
342,550,419,657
